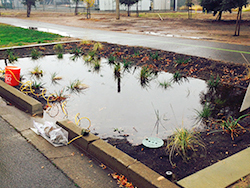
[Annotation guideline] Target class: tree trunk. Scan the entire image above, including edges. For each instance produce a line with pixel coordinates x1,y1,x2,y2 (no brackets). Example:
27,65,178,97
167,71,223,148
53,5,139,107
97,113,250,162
234,7,242,36
136,2,139,17
87,3,91,19
75,0,78,15
216,11,222,21
116,0,120,20
127,5,130,16
27,4,31,17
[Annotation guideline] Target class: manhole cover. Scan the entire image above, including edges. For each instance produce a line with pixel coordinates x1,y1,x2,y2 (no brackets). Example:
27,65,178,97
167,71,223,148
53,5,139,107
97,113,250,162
142,137,164,148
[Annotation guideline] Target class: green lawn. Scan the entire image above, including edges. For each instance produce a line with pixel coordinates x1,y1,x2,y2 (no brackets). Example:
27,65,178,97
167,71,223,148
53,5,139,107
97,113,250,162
0,24,63,47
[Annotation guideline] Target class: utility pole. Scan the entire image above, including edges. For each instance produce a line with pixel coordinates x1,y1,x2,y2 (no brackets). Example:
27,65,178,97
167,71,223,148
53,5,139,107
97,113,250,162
116,0,120,20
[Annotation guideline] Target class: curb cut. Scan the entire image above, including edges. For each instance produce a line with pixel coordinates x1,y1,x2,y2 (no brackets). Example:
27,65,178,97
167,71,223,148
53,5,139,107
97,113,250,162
57,119,180,188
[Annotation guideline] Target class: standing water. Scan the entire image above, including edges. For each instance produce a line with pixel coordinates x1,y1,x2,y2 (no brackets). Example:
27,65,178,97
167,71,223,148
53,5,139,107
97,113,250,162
1,54,208,144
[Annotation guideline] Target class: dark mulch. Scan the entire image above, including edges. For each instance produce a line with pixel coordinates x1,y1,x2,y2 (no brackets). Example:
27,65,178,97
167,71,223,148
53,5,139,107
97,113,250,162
106,122,250,182
1,41,250,183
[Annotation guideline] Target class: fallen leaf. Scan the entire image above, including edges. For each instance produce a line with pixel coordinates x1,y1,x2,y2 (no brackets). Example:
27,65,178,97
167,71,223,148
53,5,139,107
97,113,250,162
157,176,165,181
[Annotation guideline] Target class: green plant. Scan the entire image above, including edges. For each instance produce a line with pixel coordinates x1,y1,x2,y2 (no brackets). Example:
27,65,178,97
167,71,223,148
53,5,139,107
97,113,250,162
221,114,250,140
4,49,18,66
207,75,220,90
194,102,212,123
67,79,88,91
31,48,42,60
80,40,92,45
92,59,101,71
113,128,124,134
214,97,226,105
140,66,155,86
108,55,116,64
52,89,68,102
83,51,96,62
123,59,132,70
93,42,103,52
174,57,190,67
31,81,44,89
158,80,172,89
167,128,205,166
53,44,64,59
171,71,188,83
88,51,96,58
30,65,43,76
114,62,121,78
70,47,83,61
150,51,159,60
51,72,62,83
134,50,140,57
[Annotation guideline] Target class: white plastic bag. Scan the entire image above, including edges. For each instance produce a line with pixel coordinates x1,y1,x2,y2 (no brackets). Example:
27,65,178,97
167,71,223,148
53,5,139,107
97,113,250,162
32,121,68,147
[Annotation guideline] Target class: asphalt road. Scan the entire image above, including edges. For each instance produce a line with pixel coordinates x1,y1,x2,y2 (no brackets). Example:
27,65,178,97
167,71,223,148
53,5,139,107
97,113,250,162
0,17,249,64
0,117,78,188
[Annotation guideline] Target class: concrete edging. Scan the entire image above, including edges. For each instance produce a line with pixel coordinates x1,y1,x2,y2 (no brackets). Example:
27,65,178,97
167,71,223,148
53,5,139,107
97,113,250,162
0,80,43,116
56,119,180,188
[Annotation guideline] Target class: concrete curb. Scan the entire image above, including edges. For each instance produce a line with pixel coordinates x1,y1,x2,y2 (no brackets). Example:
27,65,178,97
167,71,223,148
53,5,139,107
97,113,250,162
0,80,43,116
57,119,180,188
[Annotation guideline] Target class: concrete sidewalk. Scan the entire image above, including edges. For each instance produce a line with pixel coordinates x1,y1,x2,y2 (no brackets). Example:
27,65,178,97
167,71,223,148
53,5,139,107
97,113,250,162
0,97,119,188
178,147,250,188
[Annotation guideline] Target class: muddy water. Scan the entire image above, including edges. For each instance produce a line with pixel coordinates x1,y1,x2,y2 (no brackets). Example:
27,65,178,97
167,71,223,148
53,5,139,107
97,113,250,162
1,54,208,144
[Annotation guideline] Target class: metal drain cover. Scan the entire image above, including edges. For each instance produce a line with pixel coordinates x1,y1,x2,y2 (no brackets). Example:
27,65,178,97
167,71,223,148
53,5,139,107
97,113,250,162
142,137,164,148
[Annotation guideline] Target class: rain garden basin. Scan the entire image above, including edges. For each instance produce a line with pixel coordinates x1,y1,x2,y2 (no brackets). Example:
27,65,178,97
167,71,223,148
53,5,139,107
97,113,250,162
0,53,243,145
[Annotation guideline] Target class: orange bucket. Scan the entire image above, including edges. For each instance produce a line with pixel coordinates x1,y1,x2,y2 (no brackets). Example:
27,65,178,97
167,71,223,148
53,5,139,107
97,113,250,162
5,66,21,86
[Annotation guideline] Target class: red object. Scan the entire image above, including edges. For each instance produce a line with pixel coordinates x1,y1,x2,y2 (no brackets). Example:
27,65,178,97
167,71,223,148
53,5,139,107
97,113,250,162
5,66,21,86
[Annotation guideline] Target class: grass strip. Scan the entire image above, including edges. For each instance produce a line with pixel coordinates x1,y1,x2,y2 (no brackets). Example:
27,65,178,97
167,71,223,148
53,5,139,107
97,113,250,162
0,23,63,47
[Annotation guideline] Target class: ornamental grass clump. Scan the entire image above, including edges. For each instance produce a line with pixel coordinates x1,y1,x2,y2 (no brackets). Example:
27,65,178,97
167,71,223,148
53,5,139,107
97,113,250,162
174,57,190,67
53,44,64,59
4,49,18,66
114,62,121,78
93,42,103,52
70,47,83,61
31,81,45,89
108,55,116,64
150,51,159,61
67,79,88,92
158,80,172,89
194,102,212,124
167,128,205,167
92,59,101,71
30,65,43,77
221,114,250,140
140,66,155,86
207,75,220,90
171,71,188,84
123,59,132,71
31,48,42,60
